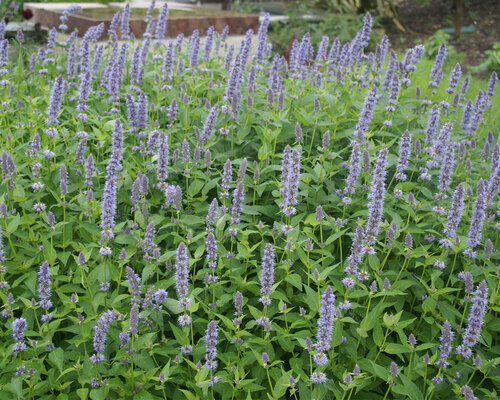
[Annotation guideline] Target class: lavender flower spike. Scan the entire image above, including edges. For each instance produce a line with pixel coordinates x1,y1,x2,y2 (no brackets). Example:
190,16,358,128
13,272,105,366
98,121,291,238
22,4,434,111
345,224,364,276
12,318,27,353
460,385,476,400
464,179,487,257
156,133,169,188
206,198,218,227
436,320,453,367
155,4,168,40
125,266,141,301
121,3,131,40
355,85,377,143
201,104,219,143
258,243,275,306
457,280,489,358
230,181,245,226
38,261,52,309
175,242,190,299
364,148,388,252
220,159,232,197
90,310,119,363
205,320,218,374
205,229,218,270
425,105,440,146
280,146,301,217
99,150,121,244
47,75,65,126
140,222,160,261
446,63,462,93
429,43,447,88
315,285,336,353
342,141,361,204
175,242,192,327
59,163,68,197
440,183,464,247
395,130,412,181
437,144,455,193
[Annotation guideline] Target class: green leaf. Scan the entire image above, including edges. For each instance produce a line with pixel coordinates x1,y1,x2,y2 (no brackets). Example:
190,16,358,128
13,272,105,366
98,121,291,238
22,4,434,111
369,361,390,380
77,388,89,400
284,274,302,290
385,343,411,355
48,347,65,373
399,374,424,400
10,377,23,398
356,327,368,338
164,298,183,314
373,323,384,347
7,214,20,234
133,352,156,371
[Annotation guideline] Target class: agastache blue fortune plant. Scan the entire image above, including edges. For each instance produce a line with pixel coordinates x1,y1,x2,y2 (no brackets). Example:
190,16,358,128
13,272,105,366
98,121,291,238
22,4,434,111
0,12,497,399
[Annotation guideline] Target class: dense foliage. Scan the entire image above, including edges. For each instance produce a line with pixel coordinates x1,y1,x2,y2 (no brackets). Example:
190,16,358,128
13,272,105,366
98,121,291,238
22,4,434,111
0,6,498,400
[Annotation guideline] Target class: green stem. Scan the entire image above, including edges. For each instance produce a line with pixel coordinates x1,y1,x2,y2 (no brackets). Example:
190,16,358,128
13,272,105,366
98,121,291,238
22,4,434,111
381,385,391,400
374,326,390,363
265,368,276,399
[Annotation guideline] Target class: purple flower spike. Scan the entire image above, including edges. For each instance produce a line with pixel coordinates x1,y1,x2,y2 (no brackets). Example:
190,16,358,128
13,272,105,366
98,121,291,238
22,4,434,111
90,310,119,364
486,71,498,98
206,198,218,227
342,141,361,202
436,320,453,367
175,242,190,299
156,133,169,187
47,75,65,126
457,281,489,358
202,26,214,62
126,266,141,300
460,385,476,400
12,318,27,354
364,148,388,252
258,244,275,306
440,183,464,247
230,181,245,227
38,261,52,310
425,105,440,146
280,146,301,217
355,86,377,143
204,320,218,371
395,130,412,181
201,104,219,143
437,144,455,193
310,372,326,384
429,43,447,88
390,361,399,378
221,159,232,196
121,3,130,40
155,4,168,40
140,222,160,262
234,291,243,318
315,285,336,353
205,229,218,270
464,179,487,256
447,63,462,93
345,224,364,276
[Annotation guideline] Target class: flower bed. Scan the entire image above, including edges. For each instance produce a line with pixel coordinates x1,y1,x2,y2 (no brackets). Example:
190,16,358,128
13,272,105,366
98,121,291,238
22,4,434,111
0,6,498,400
